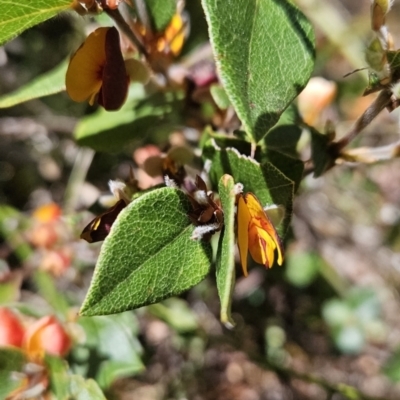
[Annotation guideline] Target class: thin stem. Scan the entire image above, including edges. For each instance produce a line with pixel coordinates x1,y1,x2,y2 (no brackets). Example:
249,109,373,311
63,148,95,213
335,89,392,151
105,7,149,57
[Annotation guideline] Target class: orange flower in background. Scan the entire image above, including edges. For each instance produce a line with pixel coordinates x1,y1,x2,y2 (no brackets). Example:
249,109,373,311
33,203,61,223
297,77,337,126
156,14,186,57
237,193,284,277
0,308,25,348
66,26,129,111
24,316,72,360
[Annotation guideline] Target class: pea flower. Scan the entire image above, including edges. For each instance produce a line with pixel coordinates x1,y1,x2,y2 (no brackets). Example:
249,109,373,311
81,173,139,243
237,193,284,276
66,26,129,111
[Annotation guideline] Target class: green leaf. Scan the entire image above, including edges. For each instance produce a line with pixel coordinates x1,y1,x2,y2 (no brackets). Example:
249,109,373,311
97,360,142,389
0,348,27,399
75,86,183,152
69,376,107,400
46,355,70,400
33,271,70,318
145,0,176,32
310,128,335,177
210,84,230,110
264,124,303,159
204,141,294,235
148,298,199,332
0,205,32,262
202,0,315,142
0,273,21,304
0,1,71,46
0,348,27,372
215,174,237,328
285,250,320,288
0,59,67,108
261,149,303,194
78,313,143,387
80,188,212,316
384,348,400,382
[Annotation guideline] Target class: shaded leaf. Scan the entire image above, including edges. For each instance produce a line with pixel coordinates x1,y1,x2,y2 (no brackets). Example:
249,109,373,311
285,250,320,288
0,348,27,399
0,205,32,262
216,174,237,328
0,59,67,108
76,312,143,388
75,86,183,152
310,128,334,177
260,149,303,193
202,0,315,142
384,348,400,382
145,0,177,32
33,271,69,317
204,141,294,235
148,298,199,332
210,84,230,110
0,1,71,46
46,355,70,400
80,188,212,315
264,124,303,159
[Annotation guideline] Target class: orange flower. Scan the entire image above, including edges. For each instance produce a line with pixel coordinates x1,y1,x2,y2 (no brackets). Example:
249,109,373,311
156,14,186,57
237,193,284,276
66,26,129,111
0,308,25,348
24,316,71,360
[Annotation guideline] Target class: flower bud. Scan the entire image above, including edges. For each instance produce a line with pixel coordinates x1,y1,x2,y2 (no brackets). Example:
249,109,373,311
24,316,71,359
0,308,25,348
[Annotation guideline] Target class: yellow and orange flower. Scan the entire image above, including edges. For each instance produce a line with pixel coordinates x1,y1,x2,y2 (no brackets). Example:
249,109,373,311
66,26,129,111
237,193,284,276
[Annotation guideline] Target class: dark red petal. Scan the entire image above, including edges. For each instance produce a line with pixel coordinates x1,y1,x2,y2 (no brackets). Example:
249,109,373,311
80,199,127,243
98,26,129,111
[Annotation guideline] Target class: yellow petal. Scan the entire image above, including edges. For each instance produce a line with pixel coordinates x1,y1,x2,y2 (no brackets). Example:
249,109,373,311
237,194,251,276
248,223,277,267
158,14,185,56
66,27,108,103
244,193,284,267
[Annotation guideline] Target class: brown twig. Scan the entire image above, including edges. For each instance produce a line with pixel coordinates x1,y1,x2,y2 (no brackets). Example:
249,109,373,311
105,7,149,57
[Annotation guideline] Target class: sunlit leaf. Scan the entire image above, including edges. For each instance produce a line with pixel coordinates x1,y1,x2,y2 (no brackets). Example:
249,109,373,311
0,1,71,46
80,188,212,315
215,174,237,328
202,0,315,142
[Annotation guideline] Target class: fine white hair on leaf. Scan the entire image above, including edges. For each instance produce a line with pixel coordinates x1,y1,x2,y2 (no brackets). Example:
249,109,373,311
164,176,178,188
233,182,244,195
191,223,220,240
194,190,209,205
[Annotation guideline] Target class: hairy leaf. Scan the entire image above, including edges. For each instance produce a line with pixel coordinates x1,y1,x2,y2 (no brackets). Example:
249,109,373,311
0,1,71,46
80,188,212,316
202,0,315,142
